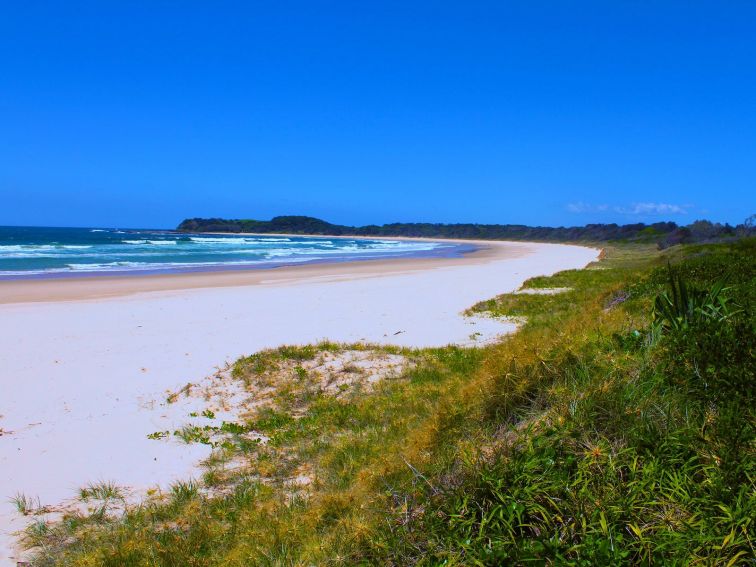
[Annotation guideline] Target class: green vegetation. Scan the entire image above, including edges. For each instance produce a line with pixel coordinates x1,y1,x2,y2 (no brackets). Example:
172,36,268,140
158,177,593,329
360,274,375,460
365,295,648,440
177,214,755,247
10,493,40,516
365,244,754,565
18,239,755,565
78,482,125,504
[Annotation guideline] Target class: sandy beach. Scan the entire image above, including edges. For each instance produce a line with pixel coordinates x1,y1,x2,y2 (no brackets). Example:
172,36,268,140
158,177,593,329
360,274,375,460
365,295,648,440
0,239,599,564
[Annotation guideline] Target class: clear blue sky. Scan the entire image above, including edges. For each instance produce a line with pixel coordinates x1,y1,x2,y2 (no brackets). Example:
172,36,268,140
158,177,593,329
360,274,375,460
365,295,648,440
2,2,754,229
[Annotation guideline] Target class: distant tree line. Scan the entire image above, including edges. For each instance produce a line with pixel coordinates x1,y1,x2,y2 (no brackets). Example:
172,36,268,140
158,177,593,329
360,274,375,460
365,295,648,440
177,214,756,248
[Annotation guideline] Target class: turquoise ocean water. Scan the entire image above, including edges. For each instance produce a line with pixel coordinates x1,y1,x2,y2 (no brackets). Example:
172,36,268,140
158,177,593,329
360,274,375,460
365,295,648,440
0,226,472,279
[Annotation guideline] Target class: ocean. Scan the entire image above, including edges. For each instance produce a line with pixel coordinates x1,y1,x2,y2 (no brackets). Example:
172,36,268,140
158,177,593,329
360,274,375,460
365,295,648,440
0,226,472,279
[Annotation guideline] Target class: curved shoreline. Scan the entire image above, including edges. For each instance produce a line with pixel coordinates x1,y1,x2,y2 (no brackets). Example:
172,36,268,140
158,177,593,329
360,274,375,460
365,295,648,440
0,237,503,305
0,233,476,284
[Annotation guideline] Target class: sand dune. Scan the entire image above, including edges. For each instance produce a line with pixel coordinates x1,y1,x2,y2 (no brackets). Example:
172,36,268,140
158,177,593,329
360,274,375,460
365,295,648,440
0,239,599,564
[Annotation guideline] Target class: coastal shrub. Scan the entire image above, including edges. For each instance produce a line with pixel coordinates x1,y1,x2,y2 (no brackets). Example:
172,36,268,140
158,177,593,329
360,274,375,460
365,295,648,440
654,285,755,496
652,266,734,332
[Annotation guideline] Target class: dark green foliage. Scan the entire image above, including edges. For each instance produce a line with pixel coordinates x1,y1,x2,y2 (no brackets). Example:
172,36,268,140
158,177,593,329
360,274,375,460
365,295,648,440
177,215,342,235
652,253,755,495
379,425,754,566
659,297,753,403
658,219,742,249
652,264,735,332
178,216,756,245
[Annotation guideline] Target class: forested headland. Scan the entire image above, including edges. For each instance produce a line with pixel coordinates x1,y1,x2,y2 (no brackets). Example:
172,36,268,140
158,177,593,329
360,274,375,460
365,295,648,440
178,215,755,249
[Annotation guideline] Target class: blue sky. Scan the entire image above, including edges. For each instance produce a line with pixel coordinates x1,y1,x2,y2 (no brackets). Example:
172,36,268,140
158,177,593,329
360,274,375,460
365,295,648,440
1,2,754,228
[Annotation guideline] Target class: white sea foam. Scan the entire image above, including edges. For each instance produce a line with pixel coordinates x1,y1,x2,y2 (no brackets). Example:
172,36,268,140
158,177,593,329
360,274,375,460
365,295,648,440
189,237,251,244
0,243,439,276
0,245,90,259
1,232,453,279
188,236,292,244
122,239,176,245
66,262,150,271
57,258,315,273
0,245,55,252
0,244,93,251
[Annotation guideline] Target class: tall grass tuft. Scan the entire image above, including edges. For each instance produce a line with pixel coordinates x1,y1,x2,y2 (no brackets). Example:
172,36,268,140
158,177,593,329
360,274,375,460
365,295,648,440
652,263,735,332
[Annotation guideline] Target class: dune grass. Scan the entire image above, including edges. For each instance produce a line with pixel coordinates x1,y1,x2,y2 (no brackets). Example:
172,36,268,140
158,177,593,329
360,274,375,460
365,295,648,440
16,239,755,566
10,493,40,517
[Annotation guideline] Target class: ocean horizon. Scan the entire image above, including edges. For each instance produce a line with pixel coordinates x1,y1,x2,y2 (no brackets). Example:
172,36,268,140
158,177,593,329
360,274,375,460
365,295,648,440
0,226,472,279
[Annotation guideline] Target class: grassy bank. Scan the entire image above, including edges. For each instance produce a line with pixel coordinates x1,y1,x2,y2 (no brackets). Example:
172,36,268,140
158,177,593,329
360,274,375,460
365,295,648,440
18,240,755,565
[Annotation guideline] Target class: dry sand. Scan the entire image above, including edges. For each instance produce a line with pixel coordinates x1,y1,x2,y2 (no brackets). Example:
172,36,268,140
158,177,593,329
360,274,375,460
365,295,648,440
0,239,599,564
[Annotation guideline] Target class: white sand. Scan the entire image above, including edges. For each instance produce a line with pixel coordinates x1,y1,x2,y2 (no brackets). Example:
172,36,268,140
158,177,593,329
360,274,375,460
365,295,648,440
0,240,598,563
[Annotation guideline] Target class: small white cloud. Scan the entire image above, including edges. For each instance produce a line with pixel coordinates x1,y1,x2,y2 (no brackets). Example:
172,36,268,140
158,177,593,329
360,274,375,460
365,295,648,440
566,202,609,213
615,202,689,215
567,201,690,216
566,202,589,213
